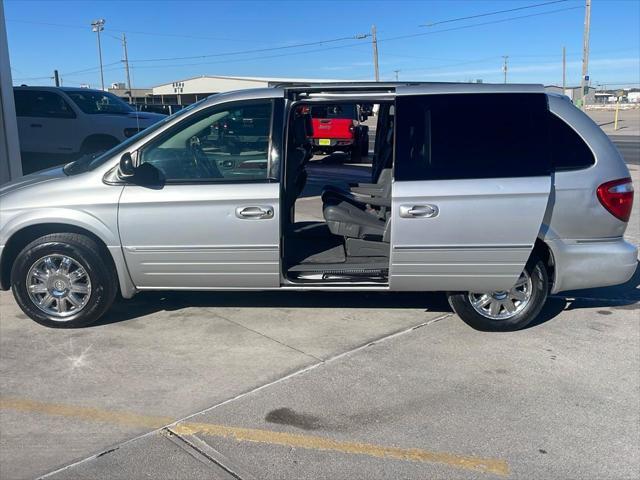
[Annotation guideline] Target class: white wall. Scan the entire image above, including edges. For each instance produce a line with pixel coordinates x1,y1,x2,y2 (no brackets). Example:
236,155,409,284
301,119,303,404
153,76,269,95
0,2,21,184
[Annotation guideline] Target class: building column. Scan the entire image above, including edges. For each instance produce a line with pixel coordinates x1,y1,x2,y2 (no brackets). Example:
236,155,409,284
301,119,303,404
0,2,22,184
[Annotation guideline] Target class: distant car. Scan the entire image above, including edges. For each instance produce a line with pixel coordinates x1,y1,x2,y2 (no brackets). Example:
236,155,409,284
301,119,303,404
218,104,271,154
13,86,165,173
307,104,369,161
136,104,184,115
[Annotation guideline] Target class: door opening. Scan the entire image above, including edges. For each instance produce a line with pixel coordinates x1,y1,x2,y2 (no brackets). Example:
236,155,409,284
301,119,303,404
281,100,395,284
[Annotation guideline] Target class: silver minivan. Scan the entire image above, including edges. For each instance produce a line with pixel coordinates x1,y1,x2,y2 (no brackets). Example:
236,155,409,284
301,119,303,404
0,83,636,331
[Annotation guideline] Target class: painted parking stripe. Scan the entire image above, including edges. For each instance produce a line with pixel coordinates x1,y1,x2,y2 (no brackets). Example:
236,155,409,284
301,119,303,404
1,396,509,476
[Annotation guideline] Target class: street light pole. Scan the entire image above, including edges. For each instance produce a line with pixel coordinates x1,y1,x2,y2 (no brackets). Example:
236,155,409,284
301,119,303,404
122,33,133,103
371,25,379,82
91,19,106,90
562,46,566,92
502,55,509,84
580,0,591,107
393,69,400,81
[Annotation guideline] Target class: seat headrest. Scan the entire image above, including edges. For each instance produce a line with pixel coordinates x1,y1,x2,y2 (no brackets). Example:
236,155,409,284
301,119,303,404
291,114,308,145
303,114,313,137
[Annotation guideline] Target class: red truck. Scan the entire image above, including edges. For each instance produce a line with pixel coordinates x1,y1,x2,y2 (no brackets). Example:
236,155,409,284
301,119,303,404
307,104,369,162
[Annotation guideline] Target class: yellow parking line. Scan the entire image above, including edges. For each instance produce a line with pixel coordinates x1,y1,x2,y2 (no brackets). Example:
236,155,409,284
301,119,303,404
1,396,509,476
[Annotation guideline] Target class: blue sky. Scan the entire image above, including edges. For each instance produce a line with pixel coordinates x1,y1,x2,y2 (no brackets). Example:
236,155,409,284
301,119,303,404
5,0,639,89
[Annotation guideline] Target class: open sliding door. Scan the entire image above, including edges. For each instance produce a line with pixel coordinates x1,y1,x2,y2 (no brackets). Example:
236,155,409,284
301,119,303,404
390,86,552,292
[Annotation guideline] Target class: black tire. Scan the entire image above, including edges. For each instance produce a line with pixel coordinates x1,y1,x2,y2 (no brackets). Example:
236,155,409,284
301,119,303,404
350,143,362,163
447,258,548,331
10,233,118,328
360,126,369,157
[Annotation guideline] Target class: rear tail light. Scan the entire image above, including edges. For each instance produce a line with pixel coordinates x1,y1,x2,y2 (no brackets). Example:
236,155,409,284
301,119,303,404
597,177,634,222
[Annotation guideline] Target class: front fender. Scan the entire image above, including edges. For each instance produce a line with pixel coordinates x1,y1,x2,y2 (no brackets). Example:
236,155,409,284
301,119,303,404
1,207,119,247
0,208,137,299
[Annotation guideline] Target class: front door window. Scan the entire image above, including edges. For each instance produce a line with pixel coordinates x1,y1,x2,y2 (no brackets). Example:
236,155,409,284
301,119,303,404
140,102,273,182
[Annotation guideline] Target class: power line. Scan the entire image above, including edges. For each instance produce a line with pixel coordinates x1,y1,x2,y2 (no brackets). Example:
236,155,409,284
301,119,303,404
13,61,122,82
127,40,374,70
379,6,583,44
129,33,370,63
62,61,121,77
420,0,570,27
12,5,587,81
126,6,580,68
384,56,502,75
6,19,257,43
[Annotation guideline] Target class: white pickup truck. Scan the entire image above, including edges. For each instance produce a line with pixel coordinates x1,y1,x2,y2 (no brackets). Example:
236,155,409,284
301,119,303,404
14,86,165,173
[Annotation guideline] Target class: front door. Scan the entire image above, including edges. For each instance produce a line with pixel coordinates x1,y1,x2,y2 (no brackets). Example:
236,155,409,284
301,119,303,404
118,99,283,289
390,89,552,292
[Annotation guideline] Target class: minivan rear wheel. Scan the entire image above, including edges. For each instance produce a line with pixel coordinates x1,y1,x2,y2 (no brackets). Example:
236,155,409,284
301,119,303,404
11,233,117,328
447,258,548,331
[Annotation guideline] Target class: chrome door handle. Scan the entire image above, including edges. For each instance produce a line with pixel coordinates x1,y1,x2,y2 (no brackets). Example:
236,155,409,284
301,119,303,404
399,204,439,218
236,206,274,219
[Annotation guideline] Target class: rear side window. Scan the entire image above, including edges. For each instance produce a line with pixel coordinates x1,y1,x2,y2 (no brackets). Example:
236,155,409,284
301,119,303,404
548,113,595,170
395,93,550,181
13,90,76,118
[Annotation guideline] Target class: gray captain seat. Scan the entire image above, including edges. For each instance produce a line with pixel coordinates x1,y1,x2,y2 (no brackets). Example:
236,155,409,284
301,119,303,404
320,111,394,242
321,112,394,208
323,194,390,241
285,112,314,221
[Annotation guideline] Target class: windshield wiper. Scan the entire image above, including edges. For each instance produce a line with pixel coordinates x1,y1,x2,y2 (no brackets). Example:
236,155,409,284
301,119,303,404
63,152,101,175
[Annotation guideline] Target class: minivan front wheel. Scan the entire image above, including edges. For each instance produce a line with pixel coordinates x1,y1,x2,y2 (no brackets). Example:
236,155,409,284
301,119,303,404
11,233,117,328
448,258,548,331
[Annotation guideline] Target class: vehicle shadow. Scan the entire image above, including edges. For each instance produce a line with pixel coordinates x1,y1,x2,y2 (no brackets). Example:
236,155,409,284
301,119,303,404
528,259,640,328
96,291,452,327
94,261,638,329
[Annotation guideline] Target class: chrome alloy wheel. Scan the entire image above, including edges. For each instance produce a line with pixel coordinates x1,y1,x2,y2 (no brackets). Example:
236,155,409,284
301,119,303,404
26,255,92,319
468,270,532,320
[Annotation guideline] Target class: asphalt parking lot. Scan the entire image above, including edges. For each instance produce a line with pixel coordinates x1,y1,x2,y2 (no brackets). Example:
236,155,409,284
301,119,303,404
1,130,639,479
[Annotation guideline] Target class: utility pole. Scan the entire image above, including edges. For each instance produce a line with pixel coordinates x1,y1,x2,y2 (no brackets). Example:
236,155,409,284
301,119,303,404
562,46,566,92
122,33,133,103
580,0,591,107
53,69,60,87
91,19,106,91
393,69,400,81
371,25,379,82
502,55,508,84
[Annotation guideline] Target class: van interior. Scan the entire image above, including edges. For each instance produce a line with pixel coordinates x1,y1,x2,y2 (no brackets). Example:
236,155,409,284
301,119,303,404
282,100,394,284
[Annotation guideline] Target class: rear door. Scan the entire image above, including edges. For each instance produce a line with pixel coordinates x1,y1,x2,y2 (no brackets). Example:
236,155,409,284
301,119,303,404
13,90,77,154
390,89,552,292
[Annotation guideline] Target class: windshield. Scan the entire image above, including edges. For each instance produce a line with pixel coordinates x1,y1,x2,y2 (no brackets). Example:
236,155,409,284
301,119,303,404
64,98,208,175
310,104,356,119
65,90,134,115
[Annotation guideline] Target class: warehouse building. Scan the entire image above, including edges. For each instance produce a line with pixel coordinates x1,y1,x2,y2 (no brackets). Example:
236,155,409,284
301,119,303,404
109,75,343,108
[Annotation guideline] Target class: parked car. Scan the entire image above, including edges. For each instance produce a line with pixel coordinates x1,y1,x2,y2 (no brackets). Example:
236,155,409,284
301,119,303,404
135,103,184,115
0,83,636,331
307,103,369,161
13,86,165,173
218,103,271,154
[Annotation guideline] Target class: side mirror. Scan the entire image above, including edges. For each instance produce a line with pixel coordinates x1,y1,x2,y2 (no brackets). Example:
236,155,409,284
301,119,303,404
118,152,135,178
